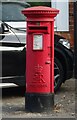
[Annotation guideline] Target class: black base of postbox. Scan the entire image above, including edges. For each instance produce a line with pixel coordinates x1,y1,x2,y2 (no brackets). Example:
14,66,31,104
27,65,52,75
25,93,54,113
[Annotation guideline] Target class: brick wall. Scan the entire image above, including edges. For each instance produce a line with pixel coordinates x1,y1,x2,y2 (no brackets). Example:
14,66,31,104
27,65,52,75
55,2,74,48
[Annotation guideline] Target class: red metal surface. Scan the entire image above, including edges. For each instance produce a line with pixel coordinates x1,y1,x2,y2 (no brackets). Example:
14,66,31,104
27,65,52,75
22,6,59,93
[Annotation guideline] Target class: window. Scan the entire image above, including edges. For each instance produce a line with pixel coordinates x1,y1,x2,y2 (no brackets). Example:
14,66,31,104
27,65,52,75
51,0,69,31
2,3,27,22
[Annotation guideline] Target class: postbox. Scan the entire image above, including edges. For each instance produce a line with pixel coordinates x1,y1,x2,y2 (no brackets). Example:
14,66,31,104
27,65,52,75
22,6,59,112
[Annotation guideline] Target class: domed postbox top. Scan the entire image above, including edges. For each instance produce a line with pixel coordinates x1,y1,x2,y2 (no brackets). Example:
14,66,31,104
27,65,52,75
22,6,59,18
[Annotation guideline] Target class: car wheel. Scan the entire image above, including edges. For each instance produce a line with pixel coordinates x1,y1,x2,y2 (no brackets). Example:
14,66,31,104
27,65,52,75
54,57,64,92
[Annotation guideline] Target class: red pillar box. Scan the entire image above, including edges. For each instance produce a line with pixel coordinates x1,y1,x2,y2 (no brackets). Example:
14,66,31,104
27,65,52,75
22,6,59,112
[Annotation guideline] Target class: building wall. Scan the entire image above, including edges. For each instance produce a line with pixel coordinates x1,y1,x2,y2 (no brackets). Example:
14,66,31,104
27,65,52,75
74,1,77,78
55,2,74,48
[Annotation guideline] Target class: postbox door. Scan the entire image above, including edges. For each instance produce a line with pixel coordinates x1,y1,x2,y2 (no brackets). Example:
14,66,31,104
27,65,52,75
26,32,52,93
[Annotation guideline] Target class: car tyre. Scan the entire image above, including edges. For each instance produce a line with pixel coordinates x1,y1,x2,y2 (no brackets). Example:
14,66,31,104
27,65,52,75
54,57,64,92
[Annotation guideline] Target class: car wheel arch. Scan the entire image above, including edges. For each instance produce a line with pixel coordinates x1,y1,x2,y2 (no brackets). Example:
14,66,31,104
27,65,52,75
54,48,68,82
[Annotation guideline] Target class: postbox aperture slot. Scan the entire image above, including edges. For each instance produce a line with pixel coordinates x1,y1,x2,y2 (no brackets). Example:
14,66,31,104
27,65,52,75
28,26,48,33
33,34,43,50
29,26,47,30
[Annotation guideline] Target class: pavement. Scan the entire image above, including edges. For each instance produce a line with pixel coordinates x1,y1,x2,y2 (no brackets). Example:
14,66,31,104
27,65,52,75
1,78,76,119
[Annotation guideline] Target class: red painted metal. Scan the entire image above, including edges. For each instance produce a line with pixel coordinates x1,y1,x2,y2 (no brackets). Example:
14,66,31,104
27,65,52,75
22,6,59,93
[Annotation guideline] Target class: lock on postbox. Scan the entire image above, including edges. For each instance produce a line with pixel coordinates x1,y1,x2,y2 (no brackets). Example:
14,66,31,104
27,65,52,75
22,6,59,112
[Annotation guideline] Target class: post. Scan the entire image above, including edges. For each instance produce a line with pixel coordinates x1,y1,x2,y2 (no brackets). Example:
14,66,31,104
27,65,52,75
22,6,59,112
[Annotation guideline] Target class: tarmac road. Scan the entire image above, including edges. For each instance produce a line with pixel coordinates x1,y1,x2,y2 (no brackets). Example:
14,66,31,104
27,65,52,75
1,78,75,119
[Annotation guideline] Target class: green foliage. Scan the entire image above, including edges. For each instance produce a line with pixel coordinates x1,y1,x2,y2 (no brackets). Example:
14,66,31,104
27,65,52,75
28,2,51,7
